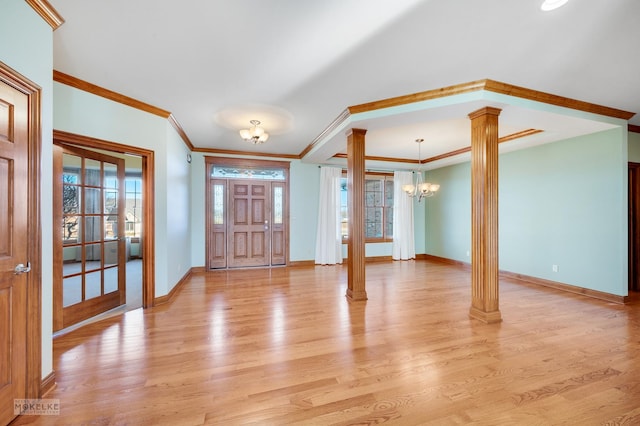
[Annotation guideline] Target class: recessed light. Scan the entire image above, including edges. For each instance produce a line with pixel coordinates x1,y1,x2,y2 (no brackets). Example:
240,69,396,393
541,0,569,11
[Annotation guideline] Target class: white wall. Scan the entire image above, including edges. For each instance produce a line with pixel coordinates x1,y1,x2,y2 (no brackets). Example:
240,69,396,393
1,0,55,379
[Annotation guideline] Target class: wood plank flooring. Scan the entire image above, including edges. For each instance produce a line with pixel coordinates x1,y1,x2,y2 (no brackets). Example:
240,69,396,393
12,260,640,425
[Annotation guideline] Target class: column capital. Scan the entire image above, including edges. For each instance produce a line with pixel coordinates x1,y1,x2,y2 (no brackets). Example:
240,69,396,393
346,128,368,137
468,106,502,120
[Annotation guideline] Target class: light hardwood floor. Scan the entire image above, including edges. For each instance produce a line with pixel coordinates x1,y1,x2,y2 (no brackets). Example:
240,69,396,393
12,260,640,425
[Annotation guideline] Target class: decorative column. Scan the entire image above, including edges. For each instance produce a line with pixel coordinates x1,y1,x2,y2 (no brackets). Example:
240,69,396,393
469,107,502,323
346,128,367,301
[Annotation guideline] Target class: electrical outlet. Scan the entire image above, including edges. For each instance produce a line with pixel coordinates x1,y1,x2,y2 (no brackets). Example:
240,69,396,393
552,265,558,272
466,251,470,257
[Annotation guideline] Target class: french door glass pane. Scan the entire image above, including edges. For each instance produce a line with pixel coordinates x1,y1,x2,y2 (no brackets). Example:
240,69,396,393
85,243,102,266
63,275,82,307
104,241,118,267
84,188,101,214
104,267,118,293
85,217,102,242
104,190,117,214
85,270,102,299
63,215,80,242
104,162,118,189
104,216,117,240
85,160,101,186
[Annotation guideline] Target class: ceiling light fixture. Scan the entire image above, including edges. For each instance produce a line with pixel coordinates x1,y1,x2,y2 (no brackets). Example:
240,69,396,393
402,138,440,202
541,0,569,11
239,120,269,144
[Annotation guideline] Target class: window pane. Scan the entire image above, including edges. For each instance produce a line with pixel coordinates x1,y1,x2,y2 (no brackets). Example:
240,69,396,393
104,216,118,240
385,179,394,207
340,178,348,238
104,266,118,293
63,275,82,307
365,207,383,238
104,190,117,214
213,184,224,225
104,241,118,267
85,160,101,186
63,184,80,215
104,162,117,189
85,270,102,300
85,217,102,243
273,186,283,224
341,175,394,240
84,188,101,214
63,216,81,242
211,166,285,180
385,206,393,238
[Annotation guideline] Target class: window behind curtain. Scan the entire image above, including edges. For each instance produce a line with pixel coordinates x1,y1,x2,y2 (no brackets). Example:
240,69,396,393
340,175,394,242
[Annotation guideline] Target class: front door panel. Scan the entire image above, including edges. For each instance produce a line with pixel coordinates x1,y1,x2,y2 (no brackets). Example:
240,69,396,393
228,180,270,268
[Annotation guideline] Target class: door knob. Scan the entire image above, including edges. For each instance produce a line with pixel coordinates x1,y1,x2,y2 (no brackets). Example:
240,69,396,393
14,262,31,275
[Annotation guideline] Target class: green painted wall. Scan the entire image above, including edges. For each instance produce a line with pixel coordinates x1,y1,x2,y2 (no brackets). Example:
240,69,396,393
629,131,640,162
1,0,55,379
426,127,628,296
53,83,192,297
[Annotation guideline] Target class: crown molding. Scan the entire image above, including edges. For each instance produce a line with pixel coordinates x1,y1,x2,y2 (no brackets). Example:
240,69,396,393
53,70,170,117
332,153,419,164
629,124,640,134
299,108,350,158
483,79,635,121
168,114,194,151
25,0,64,30
347,79,635,121
53,70,196,150
423,128,543,164
193,146,299,160
332,129,542,165
348,80,487,115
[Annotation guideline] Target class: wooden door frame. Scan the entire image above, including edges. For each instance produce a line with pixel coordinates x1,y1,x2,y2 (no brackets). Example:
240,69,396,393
0,63,43,397
205,156,290,269
53,130,155,309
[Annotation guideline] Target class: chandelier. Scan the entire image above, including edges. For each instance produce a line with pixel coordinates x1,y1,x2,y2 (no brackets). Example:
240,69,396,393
239,120,269,144
402,138,440,202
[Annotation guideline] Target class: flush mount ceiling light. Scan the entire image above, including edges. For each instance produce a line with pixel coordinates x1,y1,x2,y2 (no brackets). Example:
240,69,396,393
402,138,440,202
239,120,269,144
541,0,569,11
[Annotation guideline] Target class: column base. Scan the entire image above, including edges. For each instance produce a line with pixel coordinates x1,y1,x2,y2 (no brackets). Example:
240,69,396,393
469,306,502,324
346,288,368,302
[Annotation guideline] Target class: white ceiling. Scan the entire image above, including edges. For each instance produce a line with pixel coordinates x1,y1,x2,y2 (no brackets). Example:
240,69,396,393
50,0,640,169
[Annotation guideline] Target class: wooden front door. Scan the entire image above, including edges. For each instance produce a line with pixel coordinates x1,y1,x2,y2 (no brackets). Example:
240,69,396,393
228,180,271,268
0,74,29,425
53,144,126,331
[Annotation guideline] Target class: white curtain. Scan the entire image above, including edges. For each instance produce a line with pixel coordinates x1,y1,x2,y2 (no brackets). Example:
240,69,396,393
315,167,343,265
392,171,415,260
